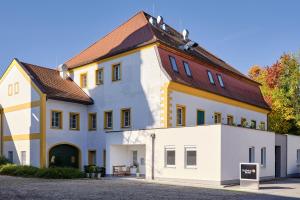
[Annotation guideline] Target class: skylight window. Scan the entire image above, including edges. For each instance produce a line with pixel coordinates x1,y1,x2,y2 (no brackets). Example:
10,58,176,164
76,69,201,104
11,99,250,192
217,74,224,87
169,56,178,72
183,61,192,77
207,71,215,84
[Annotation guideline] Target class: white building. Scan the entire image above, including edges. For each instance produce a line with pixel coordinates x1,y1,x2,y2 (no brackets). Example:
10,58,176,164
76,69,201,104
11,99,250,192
0,11,299,184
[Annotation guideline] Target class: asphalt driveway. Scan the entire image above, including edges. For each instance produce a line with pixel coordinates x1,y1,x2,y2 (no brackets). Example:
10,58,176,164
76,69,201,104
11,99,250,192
0,175,299,200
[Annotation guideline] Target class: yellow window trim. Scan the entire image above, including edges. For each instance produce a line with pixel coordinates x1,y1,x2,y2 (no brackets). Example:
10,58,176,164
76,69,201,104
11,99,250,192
214,112,222,124
3,133,40,141
196,109,205,125
111,63,122,82
50,110,63,129
168,81,270,114
104,110,113,130
227,114,234,125
120,108,131,128
8,84,13,96
176,104,186,127
80,72,88,88
14,82,19,95
88,113,97,131
69,112,80,131
95,68,104,85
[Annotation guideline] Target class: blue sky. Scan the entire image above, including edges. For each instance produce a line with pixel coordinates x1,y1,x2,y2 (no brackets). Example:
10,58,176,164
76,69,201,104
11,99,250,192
0,0,299,76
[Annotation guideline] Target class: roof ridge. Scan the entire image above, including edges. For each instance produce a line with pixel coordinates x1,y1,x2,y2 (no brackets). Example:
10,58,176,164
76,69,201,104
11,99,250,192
19,61,58,72
64,10,149,67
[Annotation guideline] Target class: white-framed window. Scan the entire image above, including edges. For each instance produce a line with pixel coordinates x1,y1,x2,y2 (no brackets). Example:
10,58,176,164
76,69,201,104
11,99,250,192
51,111,62,129
112,64,121,81
104,111,113,129
297,149,300,164
176,105,186,126
8,151,13,163
169,56,178,72
217,74,224,87
249,147,255,163
185,146,197,168
207,70,215,84
80,73,88,88
88,113,97,131
183,61,192,77
69,113,80,130
261,147,266,167
21,151,26,165
165,146,176,167
121,108,131,128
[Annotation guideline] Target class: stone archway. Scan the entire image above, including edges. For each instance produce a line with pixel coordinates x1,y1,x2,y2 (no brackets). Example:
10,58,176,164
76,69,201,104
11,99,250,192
49,144,80,168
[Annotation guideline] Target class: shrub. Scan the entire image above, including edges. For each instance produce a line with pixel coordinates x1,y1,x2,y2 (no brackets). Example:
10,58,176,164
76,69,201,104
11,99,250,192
0,164,38,177
35,167,84,179
0,156,11,166
0,164,18,175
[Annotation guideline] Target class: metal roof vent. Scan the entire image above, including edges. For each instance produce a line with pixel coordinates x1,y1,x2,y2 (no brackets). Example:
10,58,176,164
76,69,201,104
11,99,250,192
179,41,199,51
149,17,156,26
157,16,163,26
182,29,189,41
57,64,68,79
161,24,167,31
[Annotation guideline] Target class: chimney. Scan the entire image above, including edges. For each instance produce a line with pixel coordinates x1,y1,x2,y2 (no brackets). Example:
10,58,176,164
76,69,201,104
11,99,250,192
57,64,68,79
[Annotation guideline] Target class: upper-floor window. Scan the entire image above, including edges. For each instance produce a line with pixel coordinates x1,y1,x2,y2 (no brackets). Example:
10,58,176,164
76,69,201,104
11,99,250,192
51,110,62,129
176,105,186,126
88,113,97,131
80,73,88,88
169,56,178,72
112,64,121,81
250,120,257,129
227,115,234,125
95,68,104,85
104,111,113,129
207,70,215,84
214,112,222,124
121,108,131,128
183,61,192,77
8,82,19,96
259,122,266,131
69,112,80,130
217,74,224,87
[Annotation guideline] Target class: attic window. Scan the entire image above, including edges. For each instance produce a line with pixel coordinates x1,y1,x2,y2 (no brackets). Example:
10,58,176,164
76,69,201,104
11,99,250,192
183,61,192,77
207,71,215,84
217,74,224,87
169,56,178,72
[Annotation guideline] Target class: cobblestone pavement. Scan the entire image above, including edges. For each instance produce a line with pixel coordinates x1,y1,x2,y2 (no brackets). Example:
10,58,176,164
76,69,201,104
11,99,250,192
0,176,298,200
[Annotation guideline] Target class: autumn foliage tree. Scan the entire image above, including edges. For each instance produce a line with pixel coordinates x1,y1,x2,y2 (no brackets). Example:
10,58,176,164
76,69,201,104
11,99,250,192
248,53,300,135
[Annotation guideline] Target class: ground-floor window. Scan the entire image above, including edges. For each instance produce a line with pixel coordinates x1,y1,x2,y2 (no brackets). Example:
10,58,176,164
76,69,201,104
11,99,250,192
185,146,197,168
88,150,97,165
21,151,26,165
165,146,176,167
249,147,255,163
132,150,138,166
261,147,266,167
8,151,13,163
297,149,300,164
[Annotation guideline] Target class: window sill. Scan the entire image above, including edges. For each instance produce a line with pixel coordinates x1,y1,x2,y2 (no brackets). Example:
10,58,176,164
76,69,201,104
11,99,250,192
260,165,266,168
185,166,197,169
69,129,80,131
165,165,176,168
50,127,62,130
88,129,97,132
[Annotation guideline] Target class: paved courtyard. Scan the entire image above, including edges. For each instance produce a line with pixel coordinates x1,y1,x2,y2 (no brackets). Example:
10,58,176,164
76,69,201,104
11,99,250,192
0,175,299,200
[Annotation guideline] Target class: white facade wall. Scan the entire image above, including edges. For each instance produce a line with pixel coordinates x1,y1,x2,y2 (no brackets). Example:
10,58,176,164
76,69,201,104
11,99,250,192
220,125,275,183
287,134,300,176
170,90,267,128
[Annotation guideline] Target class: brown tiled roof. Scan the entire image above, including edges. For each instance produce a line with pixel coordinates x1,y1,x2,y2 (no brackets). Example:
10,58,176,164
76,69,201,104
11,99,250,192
18,60,93,105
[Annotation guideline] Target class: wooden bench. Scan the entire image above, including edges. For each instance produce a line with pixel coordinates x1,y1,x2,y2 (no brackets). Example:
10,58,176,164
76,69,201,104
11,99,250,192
113,165,130,176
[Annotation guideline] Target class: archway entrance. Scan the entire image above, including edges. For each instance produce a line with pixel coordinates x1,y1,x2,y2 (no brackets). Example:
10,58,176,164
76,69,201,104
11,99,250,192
49,144,80,168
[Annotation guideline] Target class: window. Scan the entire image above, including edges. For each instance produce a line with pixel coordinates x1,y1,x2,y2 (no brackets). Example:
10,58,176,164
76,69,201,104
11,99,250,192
51,111,62,129
249,147,255,163
121,108,131,128
8,84,13,96
112,64,121,81
132,150,138,166
297,149,300,164
217,74,224,87
14,82,19,94
104,111,113,129
21,151,26,165
95,68,104,85
165,146,175,167
88,150,96,165
250,120,256,129
196,110,205,125
169,56,178,72
183,61,192,76
259,122,266,131
227,115,234,125
176,105,186,126
241,118,247,127
80,73,88,88
261,147,266,167
8,151,13,163
88,113,97,131
214,112,222,124
185,146,197,168
69,113,80,130
207,70,215,84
